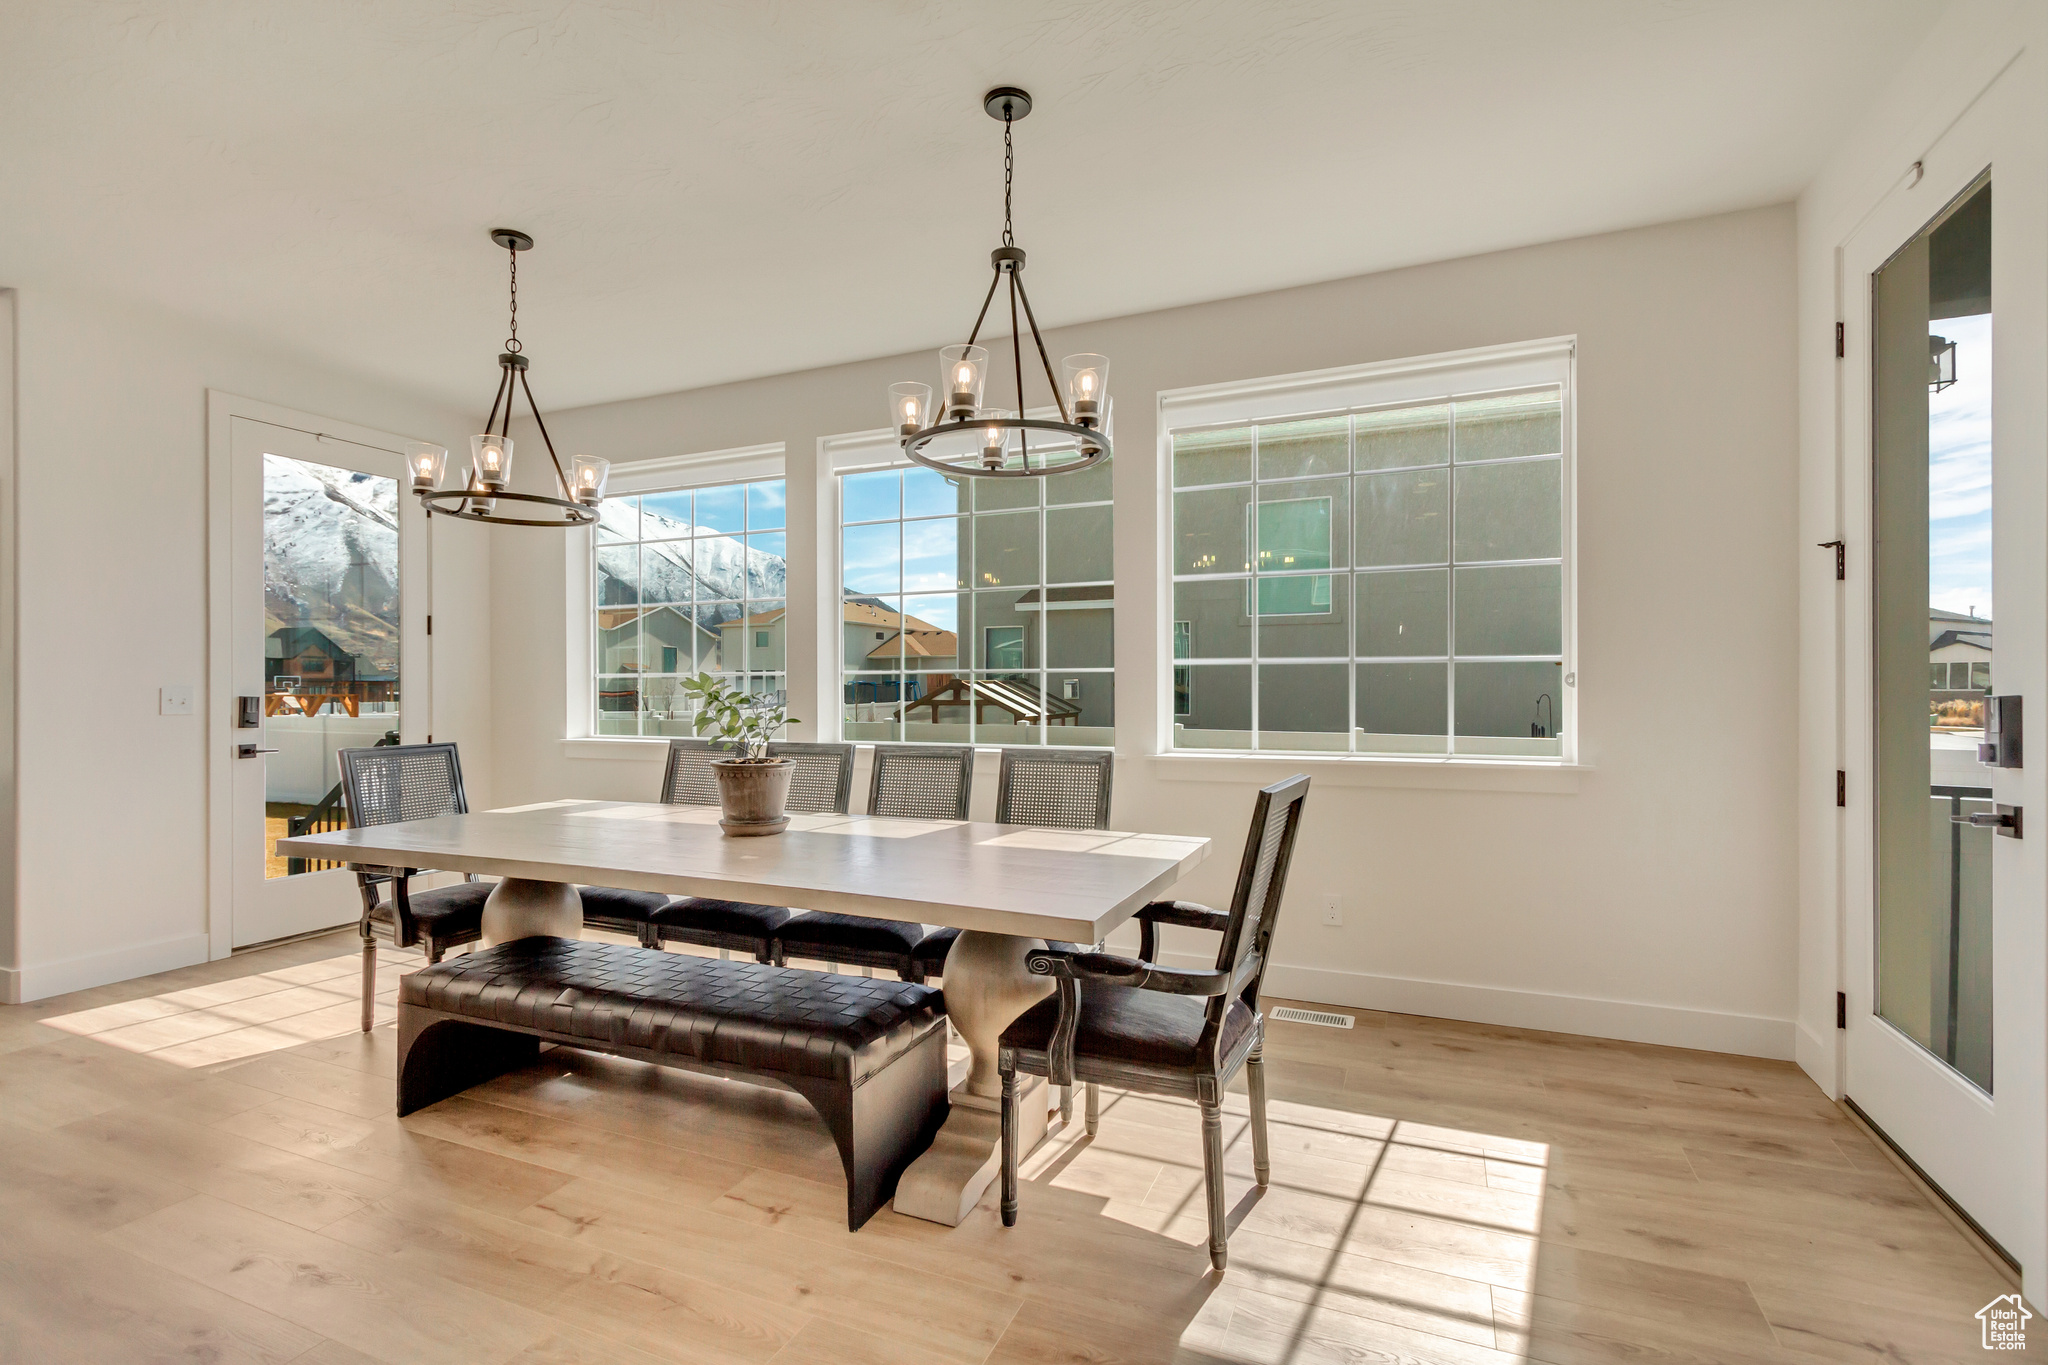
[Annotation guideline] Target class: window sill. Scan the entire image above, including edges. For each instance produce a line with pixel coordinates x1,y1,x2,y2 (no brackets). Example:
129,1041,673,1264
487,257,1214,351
562,737,671,761
1149,750,1586,793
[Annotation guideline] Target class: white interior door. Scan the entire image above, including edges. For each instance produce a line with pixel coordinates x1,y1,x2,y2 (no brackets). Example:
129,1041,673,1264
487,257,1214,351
229,415,429,948
1839,65,2045,1277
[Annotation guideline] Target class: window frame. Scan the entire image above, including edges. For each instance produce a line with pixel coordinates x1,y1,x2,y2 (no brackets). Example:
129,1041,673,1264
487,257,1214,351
1157,339,1577,763
571,443,787,743
824,424,1115,749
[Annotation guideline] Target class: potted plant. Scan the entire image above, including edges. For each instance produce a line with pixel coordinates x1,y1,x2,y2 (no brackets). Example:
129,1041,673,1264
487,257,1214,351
680,673,801,836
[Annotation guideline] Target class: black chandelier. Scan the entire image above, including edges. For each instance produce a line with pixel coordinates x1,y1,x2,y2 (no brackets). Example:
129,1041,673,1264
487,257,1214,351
888,88,1111,479
407,229,608,527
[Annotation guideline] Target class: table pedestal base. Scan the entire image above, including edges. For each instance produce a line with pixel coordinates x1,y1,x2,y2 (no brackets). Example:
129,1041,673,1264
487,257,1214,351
893,1078,1051,1226
481,877,582,946
893,928,1058,1226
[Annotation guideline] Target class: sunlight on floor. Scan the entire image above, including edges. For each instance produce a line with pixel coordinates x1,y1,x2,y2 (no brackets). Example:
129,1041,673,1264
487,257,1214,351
1021,1087,1549,1361
38,947,419,1067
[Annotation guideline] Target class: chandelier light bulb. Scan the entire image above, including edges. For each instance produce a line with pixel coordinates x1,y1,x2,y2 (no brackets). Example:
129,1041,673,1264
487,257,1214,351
889,382,933,440
570,454,610,506
405,442,448,492
979,409,1012,470
939,344,989,420
1062,354,1110,427
470,434,514,492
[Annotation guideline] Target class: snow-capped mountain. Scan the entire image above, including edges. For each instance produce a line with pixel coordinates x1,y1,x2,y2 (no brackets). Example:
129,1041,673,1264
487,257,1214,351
263,454,400,675
260,464,793,676
595,499,787,614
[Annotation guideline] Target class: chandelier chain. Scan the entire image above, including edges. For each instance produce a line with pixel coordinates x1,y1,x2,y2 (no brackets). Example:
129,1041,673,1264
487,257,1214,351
1001,112,1014,248
505,243,522,353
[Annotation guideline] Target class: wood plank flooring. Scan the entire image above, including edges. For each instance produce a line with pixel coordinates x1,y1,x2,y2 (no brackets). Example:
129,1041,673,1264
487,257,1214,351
0,928,2017,1364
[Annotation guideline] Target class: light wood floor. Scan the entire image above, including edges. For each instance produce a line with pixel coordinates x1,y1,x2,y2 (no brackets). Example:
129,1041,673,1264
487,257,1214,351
0,928,2016,1365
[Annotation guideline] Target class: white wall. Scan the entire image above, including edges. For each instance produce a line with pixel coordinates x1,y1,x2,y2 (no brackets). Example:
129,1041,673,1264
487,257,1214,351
0,286,492,1001
491,205,1801,1059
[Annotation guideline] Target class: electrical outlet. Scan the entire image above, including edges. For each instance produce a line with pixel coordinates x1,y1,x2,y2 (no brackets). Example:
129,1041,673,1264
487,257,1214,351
160,685,194,716
1320,893,1342,927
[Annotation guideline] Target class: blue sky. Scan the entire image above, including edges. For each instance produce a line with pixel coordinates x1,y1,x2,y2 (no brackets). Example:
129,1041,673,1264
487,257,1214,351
841,468,967,632
1928,312,1992,619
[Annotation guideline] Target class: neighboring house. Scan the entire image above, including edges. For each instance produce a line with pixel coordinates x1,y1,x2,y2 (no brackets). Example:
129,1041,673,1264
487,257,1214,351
264,623,397,713
596,604,724,678
839,597,958,675
1930,607,1992,692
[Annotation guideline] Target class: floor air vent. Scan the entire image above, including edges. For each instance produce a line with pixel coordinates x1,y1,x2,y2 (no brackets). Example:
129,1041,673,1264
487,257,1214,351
1270,1006,1353,1029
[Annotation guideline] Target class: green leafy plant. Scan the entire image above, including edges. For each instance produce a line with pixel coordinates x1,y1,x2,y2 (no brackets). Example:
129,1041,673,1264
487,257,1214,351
680,673,798,762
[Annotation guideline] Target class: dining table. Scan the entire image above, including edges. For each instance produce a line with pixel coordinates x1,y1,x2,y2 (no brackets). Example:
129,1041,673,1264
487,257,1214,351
276,798,1210,1226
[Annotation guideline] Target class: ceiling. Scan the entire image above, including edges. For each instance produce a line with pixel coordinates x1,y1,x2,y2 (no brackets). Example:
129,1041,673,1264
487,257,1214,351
0,1,1940,413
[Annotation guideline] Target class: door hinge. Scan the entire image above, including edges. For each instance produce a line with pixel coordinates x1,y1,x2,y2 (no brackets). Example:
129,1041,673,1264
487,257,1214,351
1836,770,1846,807
1836,991,1847,1029
1835,321,1845,358
426,614,433,636
1817,540,1845,580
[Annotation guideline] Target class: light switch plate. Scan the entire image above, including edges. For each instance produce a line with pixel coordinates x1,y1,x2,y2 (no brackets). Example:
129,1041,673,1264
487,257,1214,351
160,685,194,716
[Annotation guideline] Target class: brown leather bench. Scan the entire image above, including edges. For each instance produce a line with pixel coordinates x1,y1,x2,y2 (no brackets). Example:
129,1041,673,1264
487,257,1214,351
395,936,948,1229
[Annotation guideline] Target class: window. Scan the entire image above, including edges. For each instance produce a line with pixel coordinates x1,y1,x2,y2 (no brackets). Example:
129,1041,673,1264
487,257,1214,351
593,476,787,736
1167,347,1570,758
985,626,1026,671
839,451,1113,746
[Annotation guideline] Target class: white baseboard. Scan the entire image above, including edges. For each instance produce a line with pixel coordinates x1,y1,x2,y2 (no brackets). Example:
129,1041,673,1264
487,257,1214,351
0,932,210,1005
1154,953,1796,1060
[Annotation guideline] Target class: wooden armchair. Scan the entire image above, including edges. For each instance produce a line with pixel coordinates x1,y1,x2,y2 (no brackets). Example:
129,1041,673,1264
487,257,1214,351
997,774,1309,1270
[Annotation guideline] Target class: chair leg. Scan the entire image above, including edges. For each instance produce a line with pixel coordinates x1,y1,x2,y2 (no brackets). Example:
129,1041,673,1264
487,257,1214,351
1059,1084,1073,1124
358,932,377,1033
1200,1099,1228,1271
1246,1043,1272,1186
1084,1082,1100,1136
1000,1067,1020,1228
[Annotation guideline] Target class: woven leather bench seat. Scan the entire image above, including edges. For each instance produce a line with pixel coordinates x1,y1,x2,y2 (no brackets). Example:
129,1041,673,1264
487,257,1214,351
396,937,948,1229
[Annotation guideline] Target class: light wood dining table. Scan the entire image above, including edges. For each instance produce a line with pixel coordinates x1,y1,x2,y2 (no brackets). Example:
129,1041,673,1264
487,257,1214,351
276,798,1210,1226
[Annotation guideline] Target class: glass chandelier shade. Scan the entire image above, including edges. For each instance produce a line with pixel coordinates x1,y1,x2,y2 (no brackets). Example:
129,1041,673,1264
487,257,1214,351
470,434,513,490
405,441,448,492
570,454,610,504
888,89,1112,479
889,382,933,437
412,229,602,527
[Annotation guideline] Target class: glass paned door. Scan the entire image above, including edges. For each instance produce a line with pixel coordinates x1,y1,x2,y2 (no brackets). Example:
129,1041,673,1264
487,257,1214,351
230,416,421,949
262,453,402,879
1872,175,1993,1092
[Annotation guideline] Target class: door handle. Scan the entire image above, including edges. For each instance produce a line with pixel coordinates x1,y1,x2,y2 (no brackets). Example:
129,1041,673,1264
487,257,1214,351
1952,805,2022,838
237,744,280,758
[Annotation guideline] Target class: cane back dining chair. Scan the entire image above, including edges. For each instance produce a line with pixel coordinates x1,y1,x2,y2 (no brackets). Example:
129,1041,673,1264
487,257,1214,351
646,740,856,962
998,773,1310,1271
339,742,493,1032
774,743,973,980
911,747,1113,979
